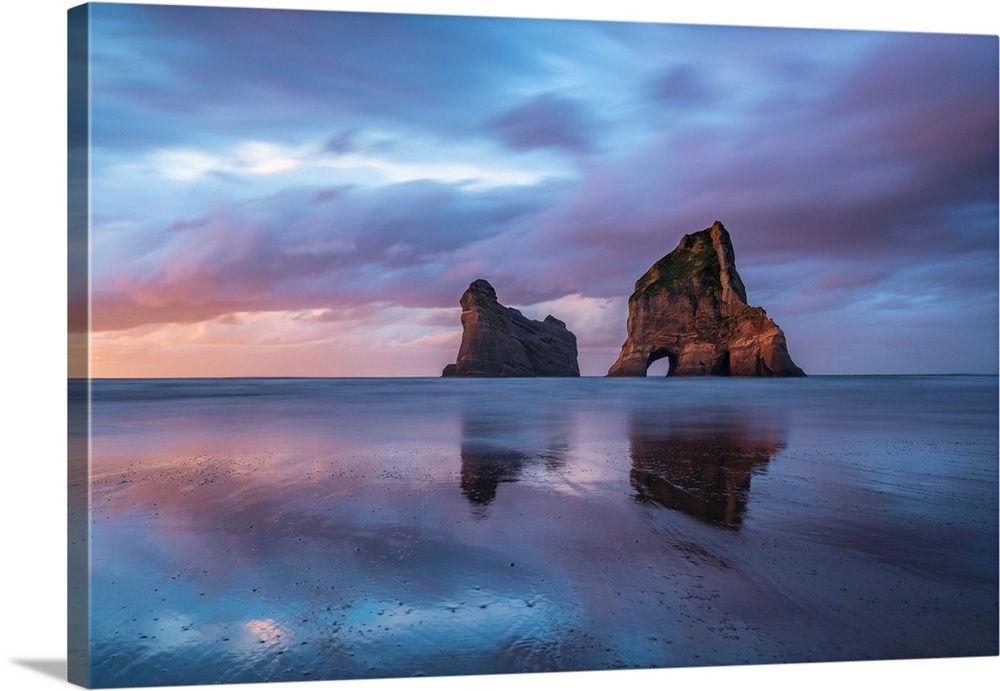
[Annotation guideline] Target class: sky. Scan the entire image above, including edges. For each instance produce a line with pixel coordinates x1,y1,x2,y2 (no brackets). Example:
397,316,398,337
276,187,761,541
75,2,998,377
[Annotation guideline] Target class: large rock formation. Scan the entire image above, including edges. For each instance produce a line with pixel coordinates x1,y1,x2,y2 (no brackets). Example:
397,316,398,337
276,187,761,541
442,279,580,377
607,221,804,377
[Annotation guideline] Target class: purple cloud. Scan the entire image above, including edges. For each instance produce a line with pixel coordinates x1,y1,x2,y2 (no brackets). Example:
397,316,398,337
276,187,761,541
486,93,599,154
649,65,718,106
85,7,998,374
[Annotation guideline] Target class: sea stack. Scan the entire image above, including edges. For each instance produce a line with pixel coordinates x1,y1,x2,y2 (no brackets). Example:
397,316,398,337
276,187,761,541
442,279,580,377
607,221,805,377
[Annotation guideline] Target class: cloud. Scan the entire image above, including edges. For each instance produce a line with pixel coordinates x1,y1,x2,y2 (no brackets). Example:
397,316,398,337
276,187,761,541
90,305,466,377
89,178,571,332
136,141,306,181
515,32,996,274
119,136,561,191
485,93,599,154
322,131,358,155
648,65,717,107
88,5,587,153
84,9,998,375
510,294,626,350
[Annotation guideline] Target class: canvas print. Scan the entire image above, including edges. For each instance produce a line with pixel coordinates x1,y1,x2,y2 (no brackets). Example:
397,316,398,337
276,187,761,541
67,3,999,688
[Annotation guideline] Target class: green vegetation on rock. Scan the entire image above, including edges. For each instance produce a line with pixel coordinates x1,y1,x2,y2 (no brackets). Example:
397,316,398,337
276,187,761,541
631,230,722,299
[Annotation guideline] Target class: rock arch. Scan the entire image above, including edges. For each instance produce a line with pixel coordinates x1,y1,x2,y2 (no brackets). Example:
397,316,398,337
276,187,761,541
607,222,804,377
645,348,678,377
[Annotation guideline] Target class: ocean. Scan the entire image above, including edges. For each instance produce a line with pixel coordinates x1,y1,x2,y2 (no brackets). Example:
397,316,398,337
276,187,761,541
73,376,998,687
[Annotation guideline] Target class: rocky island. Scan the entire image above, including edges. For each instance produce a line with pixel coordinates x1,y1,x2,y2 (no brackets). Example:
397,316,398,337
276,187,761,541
442,279,580,377
607,221,805,377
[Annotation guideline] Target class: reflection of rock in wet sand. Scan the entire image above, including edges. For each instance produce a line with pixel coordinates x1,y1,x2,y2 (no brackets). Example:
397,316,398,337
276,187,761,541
629,411,785,528
460,407,569,505
460,449,527,504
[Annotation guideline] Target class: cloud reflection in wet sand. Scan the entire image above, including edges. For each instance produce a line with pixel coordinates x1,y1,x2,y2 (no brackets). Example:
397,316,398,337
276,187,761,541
85,378,998,686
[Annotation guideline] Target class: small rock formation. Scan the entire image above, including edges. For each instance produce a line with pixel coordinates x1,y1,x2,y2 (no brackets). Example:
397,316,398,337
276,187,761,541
442,279,580,377
607,221,805,377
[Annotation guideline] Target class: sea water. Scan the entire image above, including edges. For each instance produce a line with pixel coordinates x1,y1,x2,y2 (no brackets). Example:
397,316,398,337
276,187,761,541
75,376,998,686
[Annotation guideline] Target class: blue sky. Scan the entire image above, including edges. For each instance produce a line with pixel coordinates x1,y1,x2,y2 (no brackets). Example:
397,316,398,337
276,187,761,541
79,2,998,376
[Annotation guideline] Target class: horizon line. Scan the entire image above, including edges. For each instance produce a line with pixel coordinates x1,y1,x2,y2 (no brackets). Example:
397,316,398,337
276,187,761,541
71,373,1000,381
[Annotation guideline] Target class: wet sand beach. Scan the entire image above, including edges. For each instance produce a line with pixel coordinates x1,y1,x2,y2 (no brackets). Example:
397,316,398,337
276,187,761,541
79,376,998,687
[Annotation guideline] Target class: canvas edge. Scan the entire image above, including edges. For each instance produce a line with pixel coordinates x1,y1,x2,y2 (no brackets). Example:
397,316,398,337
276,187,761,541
67,3,91,688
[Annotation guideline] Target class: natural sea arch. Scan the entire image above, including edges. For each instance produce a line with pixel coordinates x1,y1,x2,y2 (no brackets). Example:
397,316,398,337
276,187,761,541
644,349,678,377
641,347,733,377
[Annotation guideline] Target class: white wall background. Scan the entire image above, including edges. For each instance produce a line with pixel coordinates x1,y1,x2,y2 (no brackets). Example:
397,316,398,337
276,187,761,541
2,2,997,690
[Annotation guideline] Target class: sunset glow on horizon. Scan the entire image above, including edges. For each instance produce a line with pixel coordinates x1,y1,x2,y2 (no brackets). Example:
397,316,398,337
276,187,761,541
76,4,999,377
